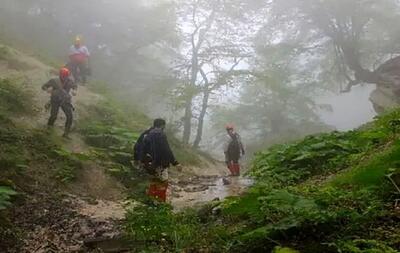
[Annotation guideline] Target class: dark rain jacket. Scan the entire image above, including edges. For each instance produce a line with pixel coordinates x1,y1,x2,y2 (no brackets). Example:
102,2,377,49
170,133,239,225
42,77,76,104
224,132,245,162
142,128,178,169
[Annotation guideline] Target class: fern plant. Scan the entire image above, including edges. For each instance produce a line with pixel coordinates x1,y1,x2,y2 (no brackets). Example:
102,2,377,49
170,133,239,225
0,186,17,210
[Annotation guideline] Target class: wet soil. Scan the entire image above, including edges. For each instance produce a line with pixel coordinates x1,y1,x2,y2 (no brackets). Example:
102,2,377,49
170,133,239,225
169,173,253,210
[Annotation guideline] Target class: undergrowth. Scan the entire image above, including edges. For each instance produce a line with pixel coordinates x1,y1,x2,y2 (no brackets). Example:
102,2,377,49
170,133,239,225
0,78,86,249
123,109,400,252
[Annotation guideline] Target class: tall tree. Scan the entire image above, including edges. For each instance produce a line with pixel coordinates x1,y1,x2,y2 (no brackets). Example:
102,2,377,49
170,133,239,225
254,0,400,112
210,42,330,153
172,0,252,146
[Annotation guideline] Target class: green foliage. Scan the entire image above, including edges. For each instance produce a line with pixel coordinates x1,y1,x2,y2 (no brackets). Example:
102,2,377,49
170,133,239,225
135,109,400,252
0,186,17,210
81,123,138,166
250,110,400,187
273,247,300,253
0,45,34,70
125,204,205,252
0,78,33,117
0,45,12,60
336,239,398,253
52,148,86,182
249,131,367,185
0,123,84,184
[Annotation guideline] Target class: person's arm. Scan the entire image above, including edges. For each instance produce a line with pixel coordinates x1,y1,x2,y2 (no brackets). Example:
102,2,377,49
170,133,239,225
83,46,91,75
69,78,78,96
161,133,178,166
237,134,245,155
83,46,90,57
223,135,230,154
41,79,54,91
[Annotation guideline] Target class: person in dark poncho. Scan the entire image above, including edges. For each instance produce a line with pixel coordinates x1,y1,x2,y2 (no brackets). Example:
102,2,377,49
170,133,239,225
139,118,179,202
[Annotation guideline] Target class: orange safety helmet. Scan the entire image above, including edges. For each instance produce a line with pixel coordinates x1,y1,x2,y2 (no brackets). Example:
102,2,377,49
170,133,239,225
59,67,70,80
225,124,235,131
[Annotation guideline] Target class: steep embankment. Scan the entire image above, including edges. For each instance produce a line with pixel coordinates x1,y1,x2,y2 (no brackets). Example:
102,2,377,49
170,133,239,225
0,44,129,252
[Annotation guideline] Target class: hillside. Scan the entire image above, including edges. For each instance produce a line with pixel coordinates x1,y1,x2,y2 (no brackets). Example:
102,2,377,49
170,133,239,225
0,44,399,253
118,111,400,252
0,44,239,252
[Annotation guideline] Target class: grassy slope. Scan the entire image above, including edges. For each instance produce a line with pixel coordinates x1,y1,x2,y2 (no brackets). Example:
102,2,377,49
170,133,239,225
123,110,400,253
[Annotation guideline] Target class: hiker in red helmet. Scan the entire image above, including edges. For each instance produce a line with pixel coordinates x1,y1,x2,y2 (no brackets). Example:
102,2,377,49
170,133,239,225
42,67,77,139
223,124,245,176
67,36,90,84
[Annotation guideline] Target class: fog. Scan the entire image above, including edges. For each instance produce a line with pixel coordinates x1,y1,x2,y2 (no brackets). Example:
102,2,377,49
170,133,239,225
1,0,399,155
318,85,377,131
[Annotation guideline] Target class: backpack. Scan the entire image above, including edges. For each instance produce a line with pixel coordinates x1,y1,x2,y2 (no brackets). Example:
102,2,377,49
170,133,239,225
133,128,152,162
227,133,241,156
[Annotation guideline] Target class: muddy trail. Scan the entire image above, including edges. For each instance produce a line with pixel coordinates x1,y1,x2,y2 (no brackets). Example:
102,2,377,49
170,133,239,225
0,45,252,252
169,164,253,210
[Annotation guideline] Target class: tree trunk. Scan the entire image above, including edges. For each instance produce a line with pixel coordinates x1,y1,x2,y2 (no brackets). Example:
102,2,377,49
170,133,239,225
182,35,200,144
182,97,192,144
193,89,210,148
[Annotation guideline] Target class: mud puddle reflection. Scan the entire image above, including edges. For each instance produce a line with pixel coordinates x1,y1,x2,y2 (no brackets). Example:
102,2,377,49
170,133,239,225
170,175,253,210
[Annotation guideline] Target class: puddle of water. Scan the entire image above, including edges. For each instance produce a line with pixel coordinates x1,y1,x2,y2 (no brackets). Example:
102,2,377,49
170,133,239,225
170,176,253,210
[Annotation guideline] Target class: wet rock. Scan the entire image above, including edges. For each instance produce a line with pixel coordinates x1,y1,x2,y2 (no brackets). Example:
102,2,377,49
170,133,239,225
222,178,231,185
173,187,182,192
171,192,182,198
200,175,219,180
83,236,132,253
212,206,222,215
177,180,190,186
184,185,209,192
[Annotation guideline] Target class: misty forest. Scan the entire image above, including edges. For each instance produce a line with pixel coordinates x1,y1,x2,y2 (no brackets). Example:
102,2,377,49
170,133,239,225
0,0,400,252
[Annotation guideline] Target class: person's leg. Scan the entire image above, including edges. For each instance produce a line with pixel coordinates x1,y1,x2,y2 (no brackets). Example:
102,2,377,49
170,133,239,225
147,168,168,202
69,62,79,83
47,102,60,127
225,152,234,175
232,157,240,176
61,103,73,137
78,62,87,84
226,160,235,176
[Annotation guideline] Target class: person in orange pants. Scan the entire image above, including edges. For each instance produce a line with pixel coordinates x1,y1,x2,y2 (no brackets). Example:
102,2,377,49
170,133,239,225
139,119,180,202
223,124,245,176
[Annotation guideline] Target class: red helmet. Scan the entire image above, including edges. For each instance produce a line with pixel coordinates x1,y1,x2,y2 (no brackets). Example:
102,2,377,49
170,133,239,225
225,124,234,130
59,67,70,80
